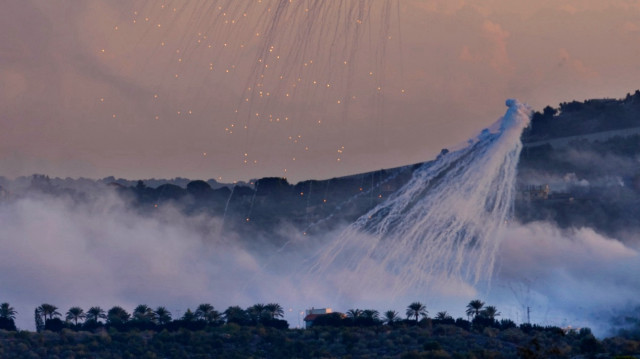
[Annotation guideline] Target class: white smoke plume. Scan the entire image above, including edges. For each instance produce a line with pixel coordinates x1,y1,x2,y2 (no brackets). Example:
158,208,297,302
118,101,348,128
309,99,531,293
491,222,640,336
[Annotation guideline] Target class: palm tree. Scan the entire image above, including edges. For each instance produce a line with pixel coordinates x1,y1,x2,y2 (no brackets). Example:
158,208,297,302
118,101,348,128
247,303,266,323
0,303,17,320
195,303,214,321
37,304,61,321
107,306,130,324
181,309,196,322
65,307,86,326
480,306,501,320
406,302,428,323
264,303,284,319
346,309,363,319
86,306,107,323
35,308,44,332
466,299,485,319
195,303,222,324
154,306,172,325
133,304,155,322
384,310,400,325
435,311,452,321
207,310,223,325
362,309,380,321
224,306,248,325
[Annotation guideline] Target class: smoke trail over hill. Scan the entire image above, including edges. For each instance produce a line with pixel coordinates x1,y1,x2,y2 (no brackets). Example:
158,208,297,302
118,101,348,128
310,99,531,294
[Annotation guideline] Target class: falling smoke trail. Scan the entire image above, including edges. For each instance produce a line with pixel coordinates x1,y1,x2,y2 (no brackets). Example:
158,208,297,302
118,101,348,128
119,0,400,176
310,100,531,296
302,165,412,235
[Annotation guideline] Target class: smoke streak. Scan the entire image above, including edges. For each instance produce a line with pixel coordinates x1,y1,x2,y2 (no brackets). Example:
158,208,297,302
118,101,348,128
309,100,531,295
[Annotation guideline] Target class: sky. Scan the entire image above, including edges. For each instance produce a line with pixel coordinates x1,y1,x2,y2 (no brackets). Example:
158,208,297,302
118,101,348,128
1,0,640,183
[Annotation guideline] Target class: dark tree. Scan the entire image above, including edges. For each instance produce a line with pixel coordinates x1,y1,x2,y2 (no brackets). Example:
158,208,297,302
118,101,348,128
224,306,248,325
44,318,65,332
65,307,86,326
312,312,346,327
480,305,500,320
406,302,428,323
187,180,213,196
0,317,16,331
0,303,17,320
154,306,172,325
264,303,284,320
247,304,265,324
34,308,44,332
37,303,61,321
86,306,107,323
0,303,17,331
362,309,380,321
133,304,155,322
543,105,558,117
466,299,484,319
346,309,363,319
181,309,197,322
384,310,400,325
195,303,220,324
107,306,130,324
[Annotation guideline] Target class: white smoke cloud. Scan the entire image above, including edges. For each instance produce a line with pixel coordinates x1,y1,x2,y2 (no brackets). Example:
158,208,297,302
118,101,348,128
2,182,639,337
0,190,320,330
4,187,461,331
490,222,640,336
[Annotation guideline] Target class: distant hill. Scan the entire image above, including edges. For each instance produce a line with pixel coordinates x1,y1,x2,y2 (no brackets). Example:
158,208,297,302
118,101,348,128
517,90,640,241
522,90,640,143
2,91,639,243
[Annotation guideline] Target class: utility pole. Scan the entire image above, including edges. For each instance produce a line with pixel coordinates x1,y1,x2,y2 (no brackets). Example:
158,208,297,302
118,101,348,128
527,306,531,324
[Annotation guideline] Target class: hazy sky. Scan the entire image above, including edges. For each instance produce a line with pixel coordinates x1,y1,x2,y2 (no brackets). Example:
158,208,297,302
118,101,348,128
2,0,639,183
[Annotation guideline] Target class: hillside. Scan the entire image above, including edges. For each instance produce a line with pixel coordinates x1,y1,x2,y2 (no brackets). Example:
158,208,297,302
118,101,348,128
2,91,640,242
517,90,640,241
0,319,633,358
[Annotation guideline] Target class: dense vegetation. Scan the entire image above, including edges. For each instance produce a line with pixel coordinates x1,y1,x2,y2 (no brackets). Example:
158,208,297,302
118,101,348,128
517,91,640,239
522,90,640,142
2,301,640,358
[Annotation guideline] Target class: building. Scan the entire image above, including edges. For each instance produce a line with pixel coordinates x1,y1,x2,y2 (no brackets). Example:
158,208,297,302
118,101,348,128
303,308,332,328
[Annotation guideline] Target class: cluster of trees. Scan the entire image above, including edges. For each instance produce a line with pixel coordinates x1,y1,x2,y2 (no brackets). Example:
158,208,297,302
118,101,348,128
21,302,287,333
524,90,640,142
0,303,17,331
0,299,540,333
4,299,636,357
0,299,512,334
310,300,515,332
320,302,431,327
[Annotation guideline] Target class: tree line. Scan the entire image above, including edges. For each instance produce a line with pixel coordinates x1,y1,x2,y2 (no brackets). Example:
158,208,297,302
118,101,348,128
0,302,287,332
309,300,523,332
0,299,558,334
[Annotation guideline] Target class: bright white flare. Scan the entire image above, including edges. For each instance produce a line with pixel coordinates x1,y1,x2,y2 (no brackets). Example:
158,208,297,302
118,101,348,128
311,100,531,295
